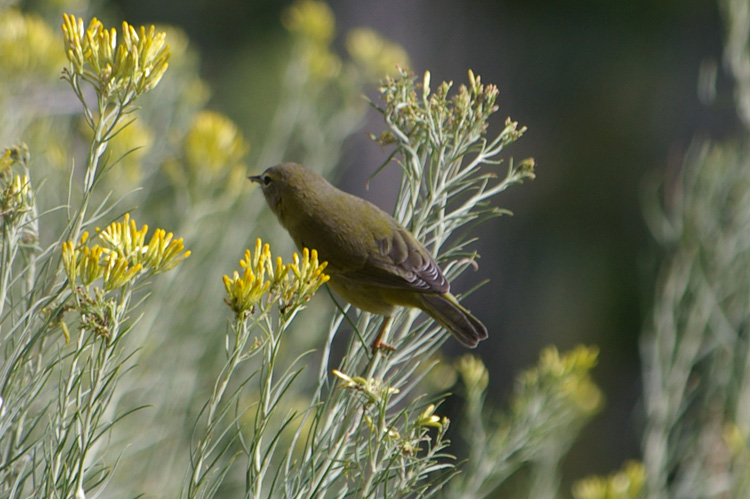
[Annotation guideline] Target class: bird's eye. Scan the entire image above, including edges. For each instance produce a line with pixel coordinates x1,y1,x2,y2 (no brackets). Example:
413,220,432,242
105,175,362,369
262,175,272,186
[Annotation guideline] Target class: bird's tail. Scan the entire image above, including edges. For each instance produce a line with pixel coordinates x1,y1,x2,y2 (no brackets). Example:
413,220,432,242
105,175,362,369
418,293,488,348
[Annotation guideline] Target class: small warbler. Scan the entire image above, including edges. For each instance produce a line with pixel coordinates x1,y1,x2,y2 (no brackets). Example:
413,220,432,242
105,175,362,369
249,162,488,349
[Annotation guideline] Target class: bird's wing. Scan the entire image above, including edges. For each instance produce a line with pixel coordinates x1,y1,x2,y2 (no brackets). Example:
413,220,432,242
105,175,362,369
338,226,450,294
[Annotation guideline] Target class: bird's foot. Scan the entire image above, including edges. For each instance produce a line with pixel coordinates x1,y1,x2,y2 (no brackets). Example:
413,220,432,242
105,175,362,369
371,317,396,353
371,339,397,353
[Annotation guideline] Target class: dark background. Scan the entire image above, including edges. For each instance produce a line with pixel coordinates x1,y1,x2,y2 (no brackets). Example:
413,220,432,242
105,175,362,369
110,0,734,485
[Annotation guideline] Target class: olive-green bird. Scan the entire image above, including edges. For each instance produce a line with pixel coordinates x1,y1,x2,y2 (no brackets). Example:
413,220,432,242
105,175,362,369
249,162,488,349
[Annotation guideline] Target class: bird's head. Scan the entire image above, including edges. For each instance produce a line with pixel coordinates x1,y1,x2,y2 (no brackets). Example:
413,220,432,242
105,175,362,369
248,162,328,220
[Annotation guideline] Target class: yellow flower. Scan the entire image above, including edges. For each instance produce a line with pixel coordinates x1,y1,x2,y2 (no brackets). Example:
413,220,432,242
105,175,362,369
282,0,335,45
0,150,12,175
1,174,30,205
306,44,341,81
572,461,645,499
61,15,107,77
287,247,330,302
282,0,341,81
119,22,171,93
526,345,599,383
1,168,33,225
102,251,143,291
561,373,604,414
223,240,329,317
183,110,249,186
223,242,271,317
455,354,489,392
519,345,603,417
142,229,191,273
61,241,79,285
61,14,170,99
273,247,330,313
723,422,747,457
62,215,190,292
332,369,399,404
79,245,105,287
96,213,190,273
345,27,409,80
97,213,149,264
416,404,447,430
265,254,291,290
243,239,271,276
572,475,609,499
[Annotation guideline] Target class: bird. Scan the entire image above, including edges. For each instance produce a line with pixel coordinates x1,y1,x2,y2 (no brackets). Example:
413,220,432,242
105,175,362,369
248,162,488,350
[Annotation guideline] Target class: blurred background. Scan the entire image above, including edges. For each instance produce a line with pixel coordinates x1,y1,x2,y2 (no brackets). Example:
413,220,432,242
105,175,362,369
4,0,733,492
102,0,729,485
103,0,730,482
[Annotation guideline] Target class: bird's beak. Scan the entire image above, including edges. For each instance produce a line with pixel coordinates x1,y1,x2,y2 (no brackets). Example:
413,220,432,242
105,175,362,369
247,174,262,183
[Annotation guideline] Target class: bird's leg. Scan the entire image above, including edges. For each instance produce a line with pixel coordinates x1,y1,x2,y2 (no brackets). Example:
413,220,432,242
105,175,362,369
371,316,396,353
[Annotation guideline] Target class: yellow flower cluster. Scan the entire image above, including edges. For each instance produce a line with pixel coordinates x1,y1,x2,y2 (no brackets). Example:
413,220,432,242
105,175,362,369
99,213,190,271
454,354,490,392
0,144,34,229
178,110,249,195
282,0,409,83
521,345,603,415
0,144,30,174
332,369,400,405
0,9,65,77
282,0,341,80
184,111,248,174
333,370,448,457
572,461,646,499
282,0,335,45
345,28,409,80
287,248,330,305
378,69,527,157
416,403,448,431
223,241,272,317
62,214,190,292
61,14,170,97
223,239,329,317
1,173,33,223
0,149,13,174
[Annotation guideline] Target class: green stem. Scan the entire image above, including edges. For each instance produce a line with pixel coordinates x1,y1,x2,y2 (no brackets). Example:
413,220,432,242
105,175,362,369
190,318,251,496
0,224,18,319
48,324,86,493
249,314,287,497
